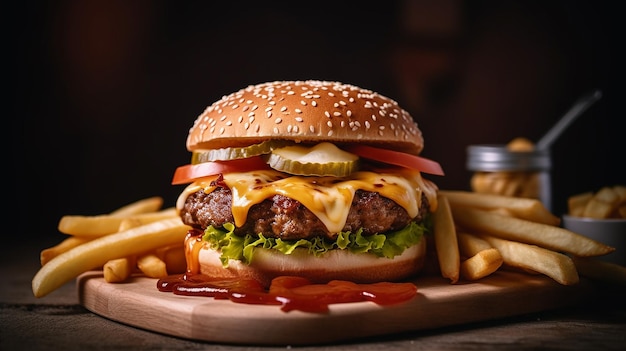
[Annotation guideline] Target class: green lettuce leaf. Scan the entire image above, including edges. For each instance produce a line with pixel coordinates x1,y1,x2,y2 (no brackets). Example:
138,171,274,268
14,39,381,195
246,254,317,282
202,219,430,267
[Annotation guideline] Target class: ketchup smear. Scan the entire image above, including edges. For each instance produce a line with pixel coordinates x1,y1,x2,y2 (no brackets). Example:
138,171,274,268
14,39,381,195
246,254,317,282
157,274,418,313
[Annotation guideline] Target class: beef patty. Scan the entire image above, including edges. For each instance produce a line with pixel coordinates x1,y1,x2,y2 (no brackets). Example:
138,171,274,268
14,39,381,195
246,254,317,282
180,187,430,240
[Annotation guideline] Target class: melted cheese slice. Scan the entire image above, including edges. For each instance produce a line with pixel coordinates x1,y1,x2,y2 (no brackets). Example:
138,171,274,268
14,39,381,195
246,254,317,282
177,170,438,234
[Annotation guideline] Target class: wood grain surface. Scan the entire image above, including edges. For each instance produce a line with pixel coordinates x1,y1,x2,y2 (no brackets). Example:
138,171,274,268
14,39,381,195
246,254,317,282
78,271,591,346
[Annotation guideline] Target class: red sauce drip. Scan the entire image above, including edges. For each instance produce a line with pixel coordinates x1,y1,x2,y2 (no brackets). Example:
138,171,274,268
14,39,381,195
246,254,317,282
157,274,418,313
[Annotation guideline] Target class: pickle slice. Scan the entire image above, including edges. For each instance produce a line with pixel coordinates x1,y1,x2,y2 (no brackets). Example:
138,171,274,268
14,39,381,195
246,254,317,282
267,142,359,177
192,140,291,163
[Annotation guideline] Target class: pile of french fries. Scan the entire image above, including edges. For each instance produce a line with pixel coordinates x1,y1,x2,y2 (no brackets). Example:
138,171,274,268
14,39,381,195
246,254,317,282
33,197,191,298
33,189,626,299
434,190,626,287
470,138,541,198
568,185,626,219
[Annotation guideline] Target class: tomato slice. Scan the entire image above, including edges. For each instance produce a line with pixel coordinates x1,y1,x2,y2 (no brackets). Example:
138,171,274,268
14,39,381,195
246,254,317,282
172,156,270,185
345,145,444,176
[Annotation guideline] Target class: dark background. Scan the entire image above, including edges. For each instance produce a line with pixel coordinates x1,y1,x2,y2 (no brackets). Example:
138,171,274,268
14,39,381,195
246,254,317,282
10,0,625,247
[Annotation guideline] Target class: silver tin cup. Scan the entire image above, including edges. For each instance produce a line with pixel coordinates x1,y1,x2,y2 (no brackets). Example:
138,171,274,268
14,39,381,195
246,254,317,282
467,144,552,211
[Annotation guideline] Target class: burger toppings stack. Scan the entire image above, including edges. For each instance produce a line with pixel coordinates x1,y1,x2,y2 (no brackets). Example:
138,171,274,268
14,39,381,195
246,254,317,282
161,80,444,311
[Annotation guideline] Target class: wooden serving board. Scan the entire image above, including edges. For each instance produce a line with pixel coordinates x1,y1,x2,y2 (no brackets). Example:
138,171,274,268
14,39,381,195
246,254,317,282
78,271,591,346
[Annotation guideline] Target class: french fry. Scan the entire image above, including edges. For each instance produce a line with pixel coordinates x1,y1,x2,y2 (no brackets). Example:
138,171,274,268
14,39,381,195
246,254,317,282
618,205,626,219
440,190,559,226
460,248,503,281
450,206,614,257
568,192,593,217
57,215,125,237
583,199,614,219
109,196,164,216
457,232,492,257
613,185,626,203
137,254,168,278
32,218,191,297
103,257,135,283
40,236,92,266
433,195,459,283
570,256,626,287
507,137,535,151
117,208,178,232
157,245,187,275
480,235,579,285
58,208,178,237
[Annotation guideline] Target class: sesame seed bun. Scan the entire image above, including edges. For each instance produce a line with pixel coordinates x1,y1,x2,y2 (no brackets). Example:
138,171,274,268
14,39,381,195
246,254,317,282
186,80,424,155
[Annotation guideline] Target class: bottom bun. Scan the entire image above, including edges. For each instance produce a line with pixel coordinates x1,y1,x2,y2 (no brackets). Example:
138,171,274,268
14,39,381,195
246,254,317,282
198,237,427,287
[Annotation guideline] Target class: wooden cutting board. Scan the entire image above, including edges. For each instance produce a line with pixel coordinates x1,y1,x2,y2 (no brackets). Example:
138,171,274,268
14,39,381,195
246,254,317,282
78,271,591,345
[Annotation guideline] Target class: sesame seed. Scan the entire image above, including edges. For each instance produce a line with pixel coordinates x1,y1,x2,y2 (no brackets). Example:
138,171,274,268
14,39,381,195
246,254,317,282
220,115,227,121
365,121,371,129
244,122,250,130
267,111,272,118
238,116,243,123
225,121,232,126
251,105,258,111
309,125,315,133
325,111,331,118
327,130,334,136
275,117,282,124
327,121,333,128
219,127,225,135
295,108,302,114
333,112,341,117
300,100,307,106
295,117,303,122
312,101,317,107
273,127,279,134
347,110,352,117
280,106,287,112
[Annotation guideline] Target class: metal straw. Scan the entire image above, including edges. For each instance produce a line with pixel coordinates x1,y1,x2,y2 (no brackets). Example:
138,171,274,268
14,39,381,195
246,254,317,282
536,89,602,150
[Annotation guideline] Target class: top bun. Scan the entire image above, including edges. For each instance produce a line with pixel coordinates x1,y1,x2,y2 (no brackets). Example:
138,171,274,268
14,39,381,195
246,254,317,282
186,80,424,154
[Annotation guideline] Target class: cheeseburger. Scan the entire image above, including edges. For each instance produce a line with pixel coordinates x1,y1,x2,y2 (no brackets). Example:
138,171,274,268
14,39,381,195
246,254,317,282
172,80,443,287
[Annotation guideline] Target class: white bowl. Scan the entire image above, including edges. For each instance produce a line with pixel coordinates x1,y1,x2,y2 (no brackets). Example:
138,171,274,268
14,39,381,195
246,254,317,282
562,215,626,266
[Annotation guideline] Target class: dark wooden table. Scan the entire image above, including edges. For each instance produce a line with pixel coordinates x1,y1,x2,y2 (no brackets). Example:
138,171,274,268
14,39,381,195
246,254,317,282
2,238,625,351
